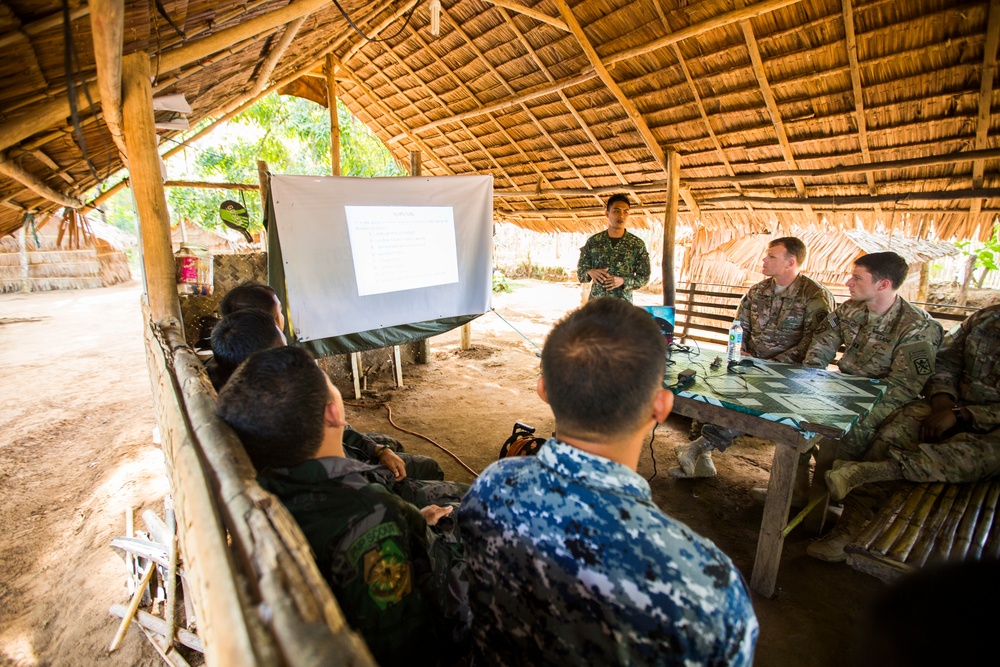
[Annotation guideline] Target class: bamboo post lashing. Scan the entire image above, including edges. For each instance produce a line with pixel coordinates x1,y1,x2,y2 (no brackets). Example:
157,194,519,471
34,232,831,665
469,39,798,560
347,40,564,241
121,52,182,326
663,149,679,307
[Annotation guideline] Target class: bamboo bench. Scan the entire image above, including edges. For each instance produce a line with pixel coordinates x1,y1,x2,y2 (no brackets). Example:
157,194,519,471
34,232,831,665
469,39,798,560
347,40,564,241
844,480,1000,583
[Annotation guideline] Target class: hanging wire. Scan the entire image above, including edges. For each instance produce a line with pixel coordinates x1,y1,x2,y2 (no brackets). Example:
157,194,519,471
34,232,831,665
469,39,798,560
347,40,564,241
329,0,420,44
62,0,111,182
154,0,187,40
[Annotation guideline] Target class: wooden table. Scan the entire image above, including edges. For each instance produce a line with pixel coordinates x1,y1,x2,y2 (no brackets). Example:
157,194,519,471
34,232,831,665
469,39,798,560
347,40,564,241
663,353,887,597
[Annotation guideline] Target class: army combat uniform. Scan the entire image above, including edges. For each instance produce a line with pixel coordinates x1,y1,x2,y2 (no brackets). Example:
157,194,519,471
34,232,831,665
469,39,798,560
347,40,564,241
697,275,836,454
577,230,650,302
804,296,944,460
458,438,758,666
260,456,470,667
866,304,1000,482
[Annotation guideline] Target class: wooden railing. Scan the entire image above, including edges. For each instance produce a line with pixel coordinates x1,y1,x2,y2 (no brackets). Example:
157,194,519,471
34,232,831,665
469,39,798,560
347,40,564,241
674,281,979,347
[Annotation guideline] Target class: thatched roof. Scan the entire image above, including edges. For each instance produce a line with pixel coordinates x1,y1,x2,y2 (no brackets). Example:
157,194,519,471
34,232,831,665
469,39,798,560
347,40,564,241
1,0,999,241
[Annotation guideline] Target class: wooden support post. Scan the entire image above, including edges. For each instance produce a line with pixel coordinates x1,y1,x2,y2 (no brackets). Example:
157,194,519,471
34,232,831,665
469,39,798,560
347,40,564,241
89,0,127,159
663,149,679,307
460,322,472,350
392,346,403,388
18,223,29,293
411,150,431,365
256,161,270,250
327,55,341,177
350,353,362,400
121,52,182,326
680,283,696,342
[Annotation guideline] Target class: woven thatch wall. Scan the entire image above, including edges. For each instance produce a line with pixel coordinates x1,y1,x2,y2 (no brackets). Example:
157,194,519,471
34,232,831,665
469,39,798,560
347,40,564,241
0,228,131,292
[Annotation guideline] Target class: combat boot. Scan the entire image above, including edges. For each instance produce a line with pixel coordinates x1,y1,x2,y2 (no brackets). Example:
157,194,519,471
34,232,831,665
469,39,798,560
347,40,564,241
669,438,717,478
825,460,903,501
806,497,872,562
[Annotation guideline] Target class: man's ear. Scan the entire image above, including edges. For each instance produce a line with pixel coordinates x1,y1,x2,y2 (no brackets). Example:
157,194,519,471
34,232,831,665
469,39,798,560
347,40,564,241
652,388,674,423
324,398,346,428
536,375,550,405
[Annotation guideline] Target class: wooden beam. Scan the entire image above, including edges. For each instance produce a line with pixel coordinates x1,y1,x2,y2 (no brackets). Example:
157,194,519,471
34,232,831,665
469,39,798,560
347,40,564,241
739,13,816,222
0,152,83,208
553,0,667,172
121,52,181,325
28,149,73,184
89,0,128,159
701,188,1000,206
341,0,419,65
164,180,259,191
481,0,569,32
842,0,878,204
0,5,90,50
664,149,680,308
327,55,341,176
249,16,308,98
970,0,1000,214
603,0,806,67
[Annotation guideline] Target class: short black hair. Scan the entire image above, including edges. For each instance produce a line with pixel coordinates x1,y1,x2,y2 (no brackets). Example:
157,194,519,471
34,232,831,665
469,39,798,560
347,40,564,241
541,297,666,438
606,194,631,212
220,282,279,318
854,252,908,289
210,309,285,387
217,346,329,471
770,236,807,265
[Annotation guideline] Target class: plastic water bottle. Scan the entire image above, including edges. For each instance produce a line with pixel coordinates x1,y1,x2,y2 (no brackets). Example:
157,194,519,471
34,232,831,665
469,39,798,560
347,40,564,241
727,320,743,363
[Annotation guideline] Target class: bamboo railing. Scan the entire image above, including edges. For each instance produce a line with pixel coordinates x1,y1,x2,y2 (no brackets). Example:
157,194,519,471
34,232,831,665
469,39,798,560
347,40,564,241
143,313,374,666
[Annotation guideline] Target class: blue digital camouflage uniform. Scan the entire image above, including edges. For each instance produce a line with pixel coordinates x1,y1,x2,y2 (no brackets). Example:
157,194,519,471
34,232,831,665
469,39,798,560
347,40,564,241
342,426,445,481
458,438,758,666
259,456,470,667
577,230,651,302
866,304,1000,482
804,296,944,460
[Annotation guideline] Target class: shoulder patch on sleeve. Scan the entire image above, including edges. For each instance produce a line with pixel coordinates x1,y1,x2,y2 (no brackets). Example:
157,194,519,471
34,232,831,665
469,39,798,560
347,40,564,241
901,341,934,376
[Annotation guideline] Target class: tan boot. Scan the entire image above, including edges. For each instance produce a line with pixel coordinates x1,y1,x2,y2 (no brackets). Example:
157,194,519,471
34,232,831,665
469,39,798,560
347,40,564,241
806,499,872,562
825,460,903,501
670,438,717,478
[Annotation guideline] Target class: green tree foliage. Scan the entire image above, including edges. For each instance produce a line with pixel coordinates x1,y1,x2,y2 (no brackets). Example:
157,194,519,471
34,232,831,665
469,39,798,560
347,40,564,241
100,94,405,235
956,223,1000,288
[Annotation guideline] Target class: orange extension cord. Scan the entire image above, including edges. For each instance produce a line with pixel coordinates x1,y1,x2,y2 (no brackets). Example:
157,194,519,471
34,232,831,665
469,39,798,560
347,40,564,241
344,400,480,478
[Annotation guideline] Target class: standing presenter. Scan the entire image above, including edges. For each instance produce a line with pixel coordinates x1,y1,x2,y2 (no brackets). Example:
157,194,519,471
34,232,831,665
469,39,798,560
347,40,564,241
578,194,651,303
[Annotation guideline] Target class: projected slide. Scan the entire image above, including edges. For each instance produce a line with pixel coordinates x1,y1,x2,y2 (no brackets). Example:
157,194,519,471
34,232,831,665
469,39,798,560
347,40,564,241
345,206,459,296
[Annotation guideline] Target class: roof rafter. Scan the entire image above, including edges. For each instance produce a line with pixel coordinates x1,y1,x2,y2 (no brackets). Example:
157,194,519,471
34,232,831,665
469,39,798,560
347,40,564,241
480,0,569,32
841,0,880,213
970,0,1000,214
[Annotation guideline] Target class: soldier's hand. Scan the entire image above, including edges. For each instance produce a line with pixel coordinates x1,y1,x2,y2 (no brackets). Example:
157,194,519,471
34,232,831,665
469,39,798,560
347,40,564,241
605,275,624,290
920,408,956,443
588,268,610,283
380,448,407,481
420,504,453,526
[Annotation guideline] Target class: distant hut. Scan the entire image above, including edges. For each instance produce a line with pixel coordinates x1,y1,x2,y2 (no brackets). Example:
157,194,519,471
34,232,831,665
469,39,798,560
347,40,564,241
0,210,133,293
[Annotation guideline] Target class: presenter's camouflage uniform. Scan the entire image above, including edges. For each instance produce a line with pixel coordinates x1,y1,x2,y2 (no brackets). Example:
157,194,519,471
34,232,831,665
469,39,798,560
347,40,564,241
259,456,470,667
577,230,650,302
458,438,758,666
866,304,1000,482
804,296,944,459
736,274,835,363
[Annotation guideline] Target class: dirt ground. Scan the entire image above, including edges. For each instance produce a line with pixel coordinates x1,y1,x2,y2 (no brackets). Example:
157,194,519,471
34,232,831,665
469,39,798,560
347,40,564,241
1,279,890,666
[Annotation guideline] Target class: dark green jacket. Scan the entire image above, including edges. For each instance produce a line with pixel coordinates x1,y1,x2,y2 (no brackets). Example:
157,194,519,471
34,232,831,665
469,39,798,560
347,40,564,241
577,230,651,302
259,457,467,666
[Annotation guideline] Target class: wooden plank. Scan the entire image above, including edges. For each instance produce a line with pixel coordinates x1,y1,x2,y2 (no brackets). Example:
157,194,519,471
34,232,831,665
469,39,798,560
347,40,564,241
750,439,799,597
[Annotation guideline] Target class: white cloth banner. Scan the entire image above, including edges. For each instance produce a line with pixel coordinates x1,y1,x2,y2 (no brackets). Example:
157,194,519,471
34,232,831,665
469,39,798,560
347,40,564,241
270,174,493,340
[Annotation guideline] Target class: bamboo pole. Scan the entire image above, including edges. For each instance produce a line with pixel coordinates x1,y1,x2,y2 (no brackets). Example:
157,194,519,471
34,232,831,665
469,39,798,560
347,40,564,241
164,180,259,191
18,223,29,293
663,149,679,307
411,150,431,365
108,562,156,652
327,55,341,176
481,0,569,31
0,152,84,208
701,188,1000,206
250,17,308,98
89,0,128,159
121,53,181,325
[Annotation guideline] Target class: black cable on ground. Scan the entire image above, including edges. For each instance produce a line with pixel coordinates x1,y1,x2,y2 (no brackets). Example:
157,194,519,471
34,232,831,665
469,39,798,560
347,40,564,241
345,400,480,478
646,422,661,482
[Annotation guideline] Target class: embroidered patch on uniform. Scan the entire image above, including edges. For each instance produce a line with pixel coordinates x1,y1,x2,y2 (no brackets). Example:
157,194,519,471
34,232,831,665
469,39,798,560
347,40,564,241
347,522,402,566
902,342,933,376
363,539,411,609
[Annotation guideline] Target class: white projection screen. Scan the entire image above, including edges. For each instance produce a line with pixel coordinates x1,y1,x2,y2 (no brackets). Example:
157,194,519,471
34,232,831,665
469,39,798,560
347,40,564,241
270,174,493,341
